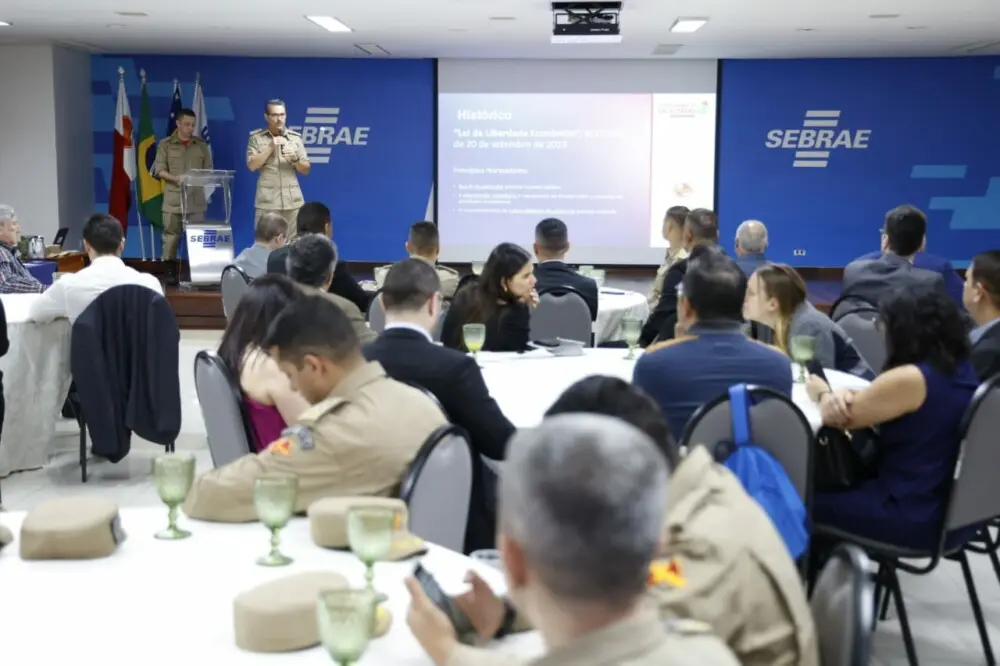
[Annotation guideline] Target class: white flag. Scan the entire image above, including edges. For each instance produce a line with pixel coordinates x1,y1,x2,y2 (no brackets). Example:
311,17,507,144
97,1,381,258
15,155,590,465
192,77,215,201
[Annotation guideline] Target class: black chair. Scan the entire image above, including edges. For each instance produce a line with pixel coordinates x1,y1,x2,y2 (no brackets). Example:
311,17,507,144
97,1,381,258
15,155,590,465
531,285,592,345
810,544,875,666
367,290,386,333
815,374,1000,666
220,264,252,320
193,350,257,467
400,424,473,553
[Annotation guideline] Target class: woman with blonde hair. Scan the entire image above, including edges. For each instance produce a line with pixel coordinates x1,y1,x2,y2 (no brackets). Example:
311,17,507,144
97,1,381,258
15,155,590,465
744,263,873,378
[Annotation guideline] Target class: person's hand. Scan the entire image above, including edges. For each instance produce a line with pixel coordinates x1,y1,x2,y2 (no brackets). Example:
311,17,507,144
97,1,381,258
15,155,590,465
282,145,299,162
453,571,506,643
820,389,855,428
805,374,831,403
404,577,458,666
523,289,539,308
272,134,286,146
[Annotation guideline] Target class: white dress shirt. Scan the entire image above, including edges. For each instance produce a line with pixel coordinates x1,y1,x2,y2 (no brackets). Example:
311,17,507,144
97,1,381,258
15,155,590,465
27,255,164,324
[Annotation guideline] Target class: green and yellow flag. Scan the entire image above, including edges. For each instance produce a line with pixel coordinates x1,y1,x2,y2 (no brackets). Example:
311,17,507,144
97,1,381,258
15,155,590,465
137,78,163,230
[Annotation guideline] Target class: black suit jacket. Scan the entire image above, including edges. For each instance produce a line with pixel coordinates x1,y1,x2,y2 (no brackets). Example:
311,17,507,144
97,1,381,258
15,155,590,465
971,323,1000,382
640,258,688,347
267,245,372,314
533,261,599,320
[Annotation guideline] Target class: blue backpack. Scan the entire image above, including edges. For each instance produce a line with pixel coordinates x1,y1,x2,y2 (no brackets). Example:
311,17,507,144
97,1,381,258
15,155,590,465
722,384,810,560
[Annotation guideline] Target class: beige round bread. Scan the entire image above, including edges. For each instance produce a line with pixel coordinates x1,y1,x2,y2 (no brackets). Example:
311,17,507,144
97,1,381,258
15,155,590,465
19,496,123,560
234,571,348,653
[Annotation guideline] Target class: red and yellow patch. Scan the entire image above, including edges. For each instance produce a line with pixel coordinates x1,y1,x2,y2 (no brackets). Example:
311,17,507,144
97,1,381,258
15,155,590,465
393,512,404,531
648,559,685,588
267,438,293,456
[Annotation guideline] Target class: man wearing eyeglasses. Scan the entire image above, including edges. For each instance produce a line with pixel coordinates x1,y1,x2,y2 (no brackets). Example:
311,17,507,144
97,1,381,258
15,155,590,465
246,99,311,240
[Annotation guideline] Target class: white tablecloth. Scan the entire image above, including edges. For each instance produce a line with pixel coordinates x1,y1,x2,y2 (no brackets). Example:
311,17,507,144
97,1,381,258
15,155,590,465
0,294,72,477
477,349,869,431
0,507,544,664
595,288,648,344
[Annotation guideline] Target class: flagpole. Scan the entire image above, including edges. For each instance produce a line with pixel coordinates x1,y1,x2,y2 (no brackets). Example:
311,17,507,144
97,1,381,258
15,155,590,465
133,69,148,261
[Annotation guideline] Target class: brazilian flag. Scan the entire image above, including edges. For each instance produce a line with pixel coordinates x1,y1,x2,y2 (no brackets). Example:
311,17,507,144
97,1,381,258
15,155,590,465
137,79,163,230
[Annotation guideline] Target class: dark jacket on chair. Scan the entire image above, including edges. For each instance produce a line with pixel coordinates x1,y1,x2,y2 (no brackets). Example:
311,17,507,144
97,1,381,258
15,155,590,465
858,250,964,307
534,261,599,320
71,285,181,462
841,253,947,313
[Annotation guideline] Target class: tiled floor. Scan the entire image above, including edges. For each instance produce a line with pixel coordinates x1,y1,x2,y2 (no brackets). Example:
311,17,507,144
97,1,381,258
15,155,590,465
2,329,998,665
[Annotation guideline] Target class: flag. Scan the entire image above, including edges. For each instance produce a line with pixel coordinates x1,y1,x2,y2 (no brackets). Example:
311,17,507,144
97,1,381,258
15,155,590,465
192,75,216,201
109,72,134,234
137,76,163,230
165,80,182,137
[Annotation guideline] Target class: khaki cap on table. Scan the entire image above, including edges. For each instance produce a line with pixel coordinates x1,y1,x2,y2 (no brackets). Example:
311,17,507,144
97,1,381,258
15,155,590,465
307,496,427,561
20,497,125,560
0,524,12,551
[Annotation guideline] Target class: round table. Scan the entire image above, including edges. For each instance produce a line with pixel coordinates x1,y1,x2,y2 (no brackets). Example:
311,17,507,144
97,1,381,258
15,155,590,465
0,507,543,664
595,288,648,344
477,348,870,431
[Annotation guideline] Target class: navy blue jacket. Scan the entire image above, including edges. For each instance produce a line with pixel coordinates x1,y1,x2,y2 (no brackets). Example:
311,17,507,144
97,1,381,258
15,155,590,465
858,251,963,307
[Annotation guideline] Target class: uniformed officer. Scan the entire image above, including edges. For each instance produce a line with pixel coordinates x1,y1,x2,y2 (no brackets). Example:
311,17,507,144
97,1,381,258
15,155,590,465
153,108,213,261
246,98,310,240
182,294,445,523
403,221,459,299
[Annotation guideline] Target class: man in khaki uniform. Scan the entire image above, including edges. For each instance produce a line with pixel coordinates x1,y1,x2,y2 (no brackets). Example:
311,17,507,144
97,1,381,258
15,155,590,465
406,221,459,299
648,205,690,309
286,234,375,343
404,415,739,666
183,294,445,523
153,108,213,260
246,98,310,239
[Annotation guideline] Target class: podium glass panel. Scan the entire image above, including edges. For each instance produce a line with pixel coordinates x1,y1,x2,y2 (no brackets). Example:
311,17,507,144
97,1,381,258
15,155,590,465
179,169,236,285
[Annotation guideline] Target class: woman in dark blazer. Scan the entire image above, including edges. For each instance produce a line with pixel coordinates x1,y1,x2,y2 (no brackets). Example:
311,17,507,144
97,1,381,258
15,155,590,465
441,243,537,353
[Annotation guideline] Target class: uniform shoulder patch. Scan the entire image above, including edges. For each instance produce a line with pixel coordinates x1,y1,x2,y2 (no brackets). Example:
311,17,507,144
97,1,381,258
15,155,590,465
298,396,349,426
286,128,301,136
648,558,686,588
249,128,266,136
266,438,293,456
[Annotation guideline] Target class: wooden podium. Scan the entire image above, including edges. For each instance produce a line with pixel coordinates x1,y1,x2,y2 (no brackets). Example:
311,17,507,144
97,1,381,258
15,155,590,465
45,251,87,274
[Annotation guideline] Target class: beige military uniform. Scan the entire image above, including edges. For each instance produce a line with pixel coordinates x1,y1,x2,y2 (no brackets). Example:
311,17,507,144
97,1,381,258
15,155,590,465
182,361,446,522
447,607,739,666
412,255,460,300
651,446,819,666
309,286,377,344
647,247,688,309
153,133,213,259
246,128,308,239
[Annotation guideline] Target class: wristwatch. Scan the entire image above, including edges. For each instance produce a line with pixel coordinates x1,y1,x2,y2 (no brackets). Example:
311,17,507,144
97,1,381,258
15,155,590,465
493,599,518,639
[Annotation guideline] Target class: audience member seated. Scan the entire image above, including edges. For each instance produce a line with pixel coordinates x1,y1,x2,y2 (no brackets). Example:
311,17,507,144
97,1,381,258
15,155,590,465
405,413,740,666
216,274,309,450
963,250,1000,380
635,246,792,438
183,294,446,522
745,263,873,379
733,219,769,277
364,258,514,550
840,205,948,312
0,204,44,294
640,208,720,346
266,201,371,313
285,234,375,343
531,217,598,320
806,283,979,551
399,221,460,299
648,206,690,309
28,213,162,323
440,242,537,353
233,212,288,278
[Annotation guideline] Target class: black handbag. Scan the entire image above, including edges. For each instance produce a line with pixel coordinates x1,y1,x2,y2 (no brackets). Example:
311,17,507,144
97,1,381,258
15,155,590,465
814,426,880,492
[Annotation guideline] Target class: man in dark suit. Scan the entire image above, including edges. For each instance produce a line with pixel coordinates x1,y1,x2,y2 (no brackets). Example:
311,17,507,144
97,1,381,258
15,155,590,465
634,247,792,438
532,217,599,320
839,205,947,315
963,250,1000,381
733,219,769,277
640,208,720,347
266,201,372,314
363,258,514,551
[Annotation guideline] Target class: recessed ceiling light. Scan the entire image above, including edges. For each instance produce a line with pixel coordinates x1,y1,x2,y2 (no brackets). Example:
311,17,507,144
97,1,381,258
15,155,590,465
868,13,900,19
305,16,353,33
114,11,148,17
0,21,11,27
670,18,708,33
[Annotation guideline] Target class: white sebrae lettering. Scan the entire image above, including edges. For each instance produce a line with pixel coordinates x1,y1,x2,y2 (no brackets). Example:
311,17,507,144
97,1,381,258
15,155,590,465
288,125,371,146
765,128,871,149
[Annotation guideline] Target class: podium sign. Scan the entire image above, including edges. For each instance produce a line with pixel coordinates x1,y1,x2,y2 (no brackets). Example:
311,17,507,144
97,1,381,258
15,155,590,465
179,169,236,286
187,223,235,284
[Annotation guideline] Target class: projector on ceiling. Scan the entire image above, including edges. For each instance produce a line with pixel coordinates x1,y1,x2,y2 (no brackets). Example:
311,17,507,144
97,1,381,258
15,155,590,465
551,1,623,44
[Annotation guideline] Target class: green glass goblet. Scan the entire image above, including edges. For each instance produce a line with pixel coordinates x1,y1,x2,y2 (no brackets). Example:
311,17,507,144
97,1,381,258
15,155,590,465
317,589,377,666
462,323,486,361
152,453,196,540
621,317,643,360
347,506,395,602
253,473,299,566
790,335,817,383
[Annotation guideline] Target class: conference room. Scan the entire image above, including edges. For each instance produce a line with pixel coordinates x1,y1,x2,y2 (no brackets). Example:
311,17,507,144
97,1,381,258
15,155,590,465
2,1,1000,664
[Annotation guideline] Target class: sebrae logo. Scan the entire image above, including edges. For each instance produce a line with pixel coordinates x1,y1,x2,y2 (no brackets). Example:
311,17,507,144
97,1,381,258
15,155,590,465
765,110,871,168
287,107,371,165
190,229,232,248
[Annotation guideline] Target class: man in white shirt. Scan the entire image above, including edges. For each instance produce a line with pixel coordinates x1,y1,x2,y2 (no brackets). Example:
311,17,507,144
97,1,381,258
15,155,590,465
28,213,163,324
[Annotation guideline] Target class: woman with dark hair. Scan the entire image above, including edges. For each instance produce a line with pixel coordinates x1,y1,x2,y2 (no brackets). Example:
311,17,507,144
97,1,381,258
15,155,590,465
441,242,537,352
217,273,308,450
805,282,979,549
744,263,873,378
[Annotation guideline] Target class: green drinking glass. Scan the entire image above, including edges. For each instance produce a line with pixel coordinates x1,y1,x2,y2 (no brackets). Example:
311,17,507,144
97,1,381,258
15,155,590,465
621,317,643,360
790,335,817,383
317,589,378,666
153,453,196,540
462,323,487,361
347,506,395,602
253,473,299,566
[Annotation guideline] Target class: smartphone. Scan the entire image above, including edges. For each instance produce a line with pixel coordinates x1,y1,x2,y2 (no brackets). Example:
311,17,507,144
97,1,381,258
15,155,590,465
413,563,478,644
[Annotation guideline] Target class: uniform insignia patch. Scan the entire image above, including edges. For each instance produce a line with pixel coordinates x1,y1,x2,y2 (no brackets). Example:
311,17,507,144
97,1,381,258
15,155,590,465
268,438,292,456
648,558,686,588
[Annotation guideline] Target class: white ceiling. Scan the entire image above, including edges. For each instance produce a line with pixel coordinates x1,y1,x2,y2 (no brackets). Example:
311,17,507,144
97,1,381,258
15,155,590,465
1,0,999,59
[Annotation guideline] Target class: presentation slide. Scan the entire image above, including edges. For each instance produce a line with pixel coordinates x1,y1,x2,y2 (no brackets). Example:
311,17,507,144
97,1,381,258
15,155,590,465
436,93,716,264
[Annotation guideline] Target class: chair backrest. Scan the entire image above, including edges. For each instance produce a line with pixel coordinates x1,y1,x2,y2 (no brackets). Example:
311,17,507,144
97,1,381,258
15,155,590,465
455,273,479,296
811,544,875,666
835,309,885,373
220,265,251,320
367,293,386,333
830,294,877,322
944,375,1000,534
399,424,473,552
431,301,449,342
530,286,592,345
193,350,256,467
680,385,815,503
